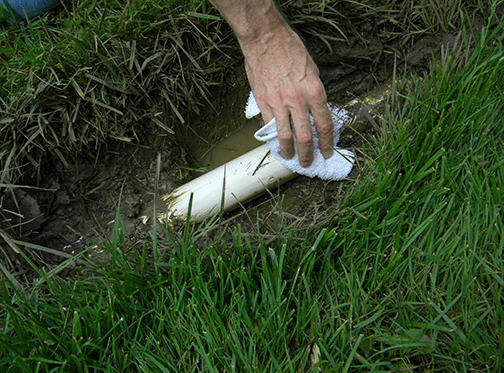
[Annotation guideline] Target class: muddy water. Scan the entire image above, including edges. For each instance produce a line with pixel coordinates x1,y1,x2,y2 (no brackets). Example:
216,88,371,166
196,117,263,170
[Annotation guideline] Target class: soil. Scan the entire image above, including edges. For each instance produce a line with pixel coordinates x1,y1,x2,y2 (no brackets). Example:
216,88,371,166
0,27,461,271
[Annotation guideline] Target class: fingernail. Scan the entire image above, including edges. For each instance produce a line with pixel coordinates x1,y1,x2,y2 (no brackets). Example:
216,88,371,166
300,159,313,168
282,152,295,160
323,148,334,159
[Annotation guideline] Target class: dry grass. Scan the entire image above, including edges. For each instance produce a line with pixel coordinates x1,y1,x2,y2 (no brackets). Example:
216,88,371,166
0,0,236,187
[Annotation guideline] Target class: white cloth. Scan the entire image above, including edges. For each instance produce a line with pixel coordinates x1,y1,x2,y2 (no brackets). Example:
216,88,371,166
245,92,354,180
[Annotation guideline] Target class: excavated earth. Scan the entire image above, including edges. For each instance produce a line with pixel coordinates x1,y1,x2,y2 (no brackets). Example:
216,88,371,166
1,27,463,272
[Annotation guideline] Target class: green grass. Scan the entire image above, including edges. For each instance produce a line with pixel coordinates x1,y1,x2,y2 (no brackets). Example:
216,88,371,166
1,3,504,370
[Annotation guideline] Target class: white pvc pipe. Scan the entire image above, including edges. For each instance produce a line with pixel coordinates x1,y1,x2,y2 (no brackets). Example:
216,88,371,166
143,83,394,225
155,143,296,224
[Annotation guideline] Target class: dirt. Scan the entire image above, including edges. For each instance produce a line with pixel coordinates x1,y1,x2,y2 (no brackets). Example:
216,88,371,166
0,28,460,270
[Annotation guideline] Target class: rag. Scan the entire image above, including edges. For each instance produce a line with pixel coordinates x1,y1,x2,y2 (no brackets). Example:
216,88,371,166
245,92,354,180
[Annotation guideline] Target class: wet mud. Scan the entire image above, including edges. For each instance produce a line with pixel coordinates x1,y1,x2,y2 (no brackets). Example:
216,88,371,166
0,29,461,266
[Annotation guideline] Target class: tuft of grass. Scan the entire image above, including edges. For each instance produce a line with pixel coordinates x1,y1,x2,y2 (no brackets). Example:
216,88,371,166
326,3,504,370
285,0,498,50
0,212,337,371
0,0,236,185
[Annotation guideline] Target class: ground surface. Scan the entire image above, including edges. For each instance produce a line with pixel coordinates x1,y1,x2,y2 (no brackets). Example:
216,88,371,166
1,26,457,266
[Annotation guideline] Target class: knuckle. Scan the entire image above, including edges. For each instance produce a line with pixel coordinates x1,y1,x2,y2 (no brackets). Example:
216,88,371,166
277,129,293,142
295,131,312,145
317,122,334,137
307,80,326,101
286,92,304,109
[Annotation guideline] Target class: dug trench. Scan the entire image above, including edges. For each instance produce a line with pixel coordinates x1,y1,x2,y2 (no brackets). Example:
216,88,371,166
1,29,461,273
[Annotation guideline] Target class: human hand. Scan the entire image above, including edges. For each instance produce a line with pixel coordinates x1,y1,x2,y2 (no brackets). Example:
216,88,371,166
210,0,333,167
240,25,334,168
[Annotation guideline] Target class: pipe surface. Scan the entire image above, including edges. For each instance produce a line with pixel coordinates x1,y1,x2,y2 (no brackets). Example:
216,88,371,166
157,143,296,223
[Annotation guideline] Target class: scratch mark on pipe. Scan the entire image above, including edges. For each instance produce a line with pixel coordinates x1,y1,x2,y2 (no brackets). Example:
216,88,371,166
252,150,271,176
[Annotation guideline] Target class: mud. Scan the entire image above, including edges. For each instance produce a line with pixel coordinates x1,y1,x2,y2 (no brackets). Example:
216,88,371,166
0,29,460,268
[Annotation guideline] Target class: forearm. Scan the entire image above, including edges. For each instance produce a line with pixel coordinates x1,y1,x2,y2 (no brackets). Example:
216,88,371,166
210,0,291,48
